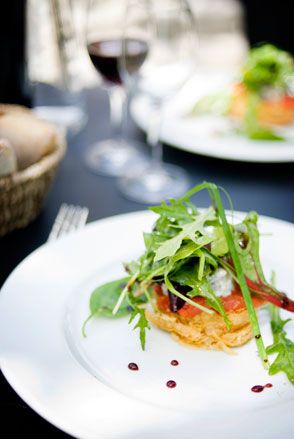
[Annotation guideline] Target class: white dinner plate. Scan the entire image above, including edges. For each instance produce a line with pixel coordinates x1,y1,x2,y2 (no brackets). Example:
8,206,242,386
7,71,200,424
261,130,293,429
131,71,294,163
0,210,294,438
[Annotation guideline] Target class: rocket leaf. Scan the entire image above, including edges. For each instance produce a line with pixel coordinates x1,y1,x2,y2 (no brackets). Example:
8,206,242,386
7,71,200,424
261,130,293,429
267,305,294,384
154,207,216,262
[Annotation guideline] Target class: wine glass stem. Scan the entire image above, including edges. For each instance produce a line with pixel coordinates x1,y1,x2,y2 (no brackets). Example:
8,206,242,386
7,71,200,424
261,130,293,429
121,87,130,141
147,104,163,170
109,86,124,140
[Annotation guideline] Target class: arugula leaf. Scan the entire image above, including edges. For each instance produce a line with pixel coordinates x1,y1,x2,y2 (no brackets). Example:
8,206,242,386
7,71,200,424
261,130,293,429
164,273,214,314
232,212,294,311
242,44,293,92
211,226,229,256
231,217,294,311
266,305,294,384
150,198,197,222
127,290,150,350
247,129,284,141
189,90,231,116
170,241,202,263
124,260,140,277
234,211,265,283
171,264,231,329
171,261,205,286
154,207,216,262
201,279,232,330
202,183,269,367
242,91,285,141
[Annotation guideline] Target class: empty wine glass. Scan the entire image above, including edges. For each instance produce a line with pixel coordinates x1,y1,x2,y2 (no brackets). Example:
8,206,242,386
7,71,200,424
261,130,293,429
84,0,148,176
119,0,197,203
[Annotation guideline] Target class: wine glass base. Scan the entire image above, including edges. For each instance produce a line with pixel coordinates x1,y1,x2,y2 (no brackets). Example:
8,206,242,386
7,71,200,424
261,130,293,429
118,163,190,204
84,139,147,177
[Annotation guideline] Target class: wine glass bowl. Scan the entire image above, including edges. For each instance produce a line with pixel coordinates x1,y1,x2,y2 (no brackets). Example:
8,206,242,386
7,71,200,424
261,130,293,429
121,39,149,82
87,40,124,85
84,0,147,177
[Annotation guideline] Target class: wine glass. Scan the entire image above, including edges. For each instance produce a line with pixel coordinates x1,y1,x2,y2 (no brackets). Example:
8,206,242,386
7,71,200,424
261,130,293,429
118,0,197,203
84,0,148,176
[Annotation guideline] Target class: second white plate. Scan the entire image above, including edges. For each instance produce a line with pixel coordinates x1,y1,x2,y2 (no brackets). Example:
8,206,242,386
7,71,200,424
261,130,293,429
131,71,294,163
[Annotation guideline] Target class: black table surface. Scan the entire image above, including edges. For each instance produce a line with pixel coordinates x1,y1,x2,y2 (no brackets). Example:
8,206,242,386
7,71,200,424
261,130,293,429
1,88,294,437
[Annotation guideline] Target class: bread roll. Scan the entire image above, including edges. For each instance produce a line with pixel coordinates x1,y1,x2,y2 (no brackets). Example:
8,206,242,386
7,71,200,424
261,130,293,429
0,139,17,177
0,112,57,170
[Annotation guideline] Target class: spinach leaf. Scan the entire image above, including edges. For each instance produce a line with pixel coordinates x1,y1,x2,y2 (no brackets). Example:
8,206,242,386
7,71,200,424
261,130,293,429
82,277,132,337
89,277,130,318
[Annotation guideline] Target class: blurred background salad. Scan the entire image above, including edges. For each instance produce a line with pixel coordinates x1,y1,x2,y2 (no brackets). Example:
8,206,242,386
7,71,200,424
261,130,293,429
1,0,293,109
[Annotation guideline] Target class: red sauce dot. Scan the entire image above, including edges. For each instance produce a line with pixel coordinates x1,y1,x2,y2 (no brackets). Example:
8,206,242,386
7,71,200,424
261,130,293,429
128,362,139,371
170,360,179,366
166,380,177,388
251,385,264,393
265,383,273,388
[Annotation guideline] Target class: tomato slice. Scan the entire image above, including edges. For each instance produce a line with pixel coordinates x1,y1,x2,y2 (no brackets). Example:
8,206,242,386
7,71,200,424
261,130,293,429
178,297,207,318
156,295,170,313
156,287,264,319
221,291,264,312
282,96,294,108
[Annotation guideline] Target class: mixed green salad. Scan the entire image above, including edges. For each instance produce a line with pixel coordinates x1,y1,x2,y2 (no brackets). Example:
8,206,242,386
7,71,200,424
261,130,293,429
190,44,294,141
84,182,294,384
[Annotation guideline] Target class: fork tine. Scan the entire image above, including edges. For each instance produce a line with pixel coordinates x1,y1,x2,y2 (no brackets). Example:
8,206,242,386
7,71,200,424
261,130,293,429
47,203,70,242
66,206,82,232
64,206,88,232
66,206,79,232
58,205,77,237
48,204,89,242
75,206,89,229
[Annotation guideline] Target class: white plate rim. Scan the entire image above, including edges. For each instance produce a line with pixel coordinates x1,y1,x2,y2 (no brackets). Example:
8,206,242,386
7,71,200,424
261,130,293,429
0,210,294,438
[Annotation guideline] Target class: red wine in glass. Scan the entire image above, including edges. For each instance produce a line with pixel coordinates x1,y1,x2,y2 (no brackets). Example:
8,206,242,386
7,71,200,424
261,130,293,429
87,38,148,85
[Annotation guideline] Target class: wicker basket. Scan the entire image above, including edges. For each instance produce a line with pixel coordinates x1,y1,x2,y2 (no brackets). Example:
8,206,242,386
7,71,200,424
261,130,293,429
0,133,66,237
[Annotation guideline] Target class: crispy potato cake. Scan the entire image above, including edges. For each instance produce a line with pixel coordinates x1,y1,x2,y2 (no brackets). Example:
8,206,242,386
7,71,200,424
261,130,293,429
145,307,254,352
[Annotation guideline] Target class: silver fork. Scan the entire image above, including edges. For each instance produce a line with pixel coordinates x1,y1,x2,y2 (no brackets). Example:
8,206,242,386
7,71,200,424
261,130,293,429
47,203,89,242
